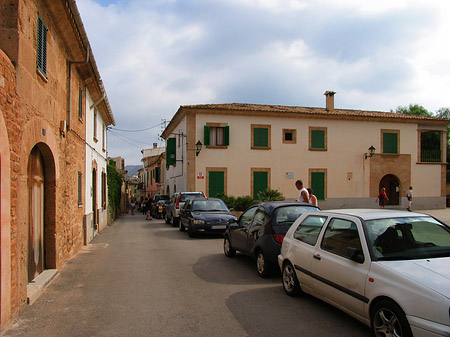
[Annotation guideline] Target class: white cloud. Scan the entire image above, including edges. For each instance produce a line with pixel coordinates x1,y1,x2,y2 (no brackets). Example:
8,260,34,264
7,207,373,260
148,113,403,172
77,0,450,164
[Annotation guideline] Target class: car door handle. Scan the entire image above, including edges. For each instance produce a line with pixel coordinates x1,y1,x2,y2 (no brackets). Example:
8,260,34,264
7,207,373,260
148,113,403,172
313,254,321,260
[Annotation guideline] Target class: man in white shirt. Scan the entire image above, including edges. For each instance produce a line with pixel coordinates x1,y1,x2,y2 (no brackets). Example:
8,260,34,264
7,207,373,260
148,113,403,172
407,186,413,211
295,180,309,203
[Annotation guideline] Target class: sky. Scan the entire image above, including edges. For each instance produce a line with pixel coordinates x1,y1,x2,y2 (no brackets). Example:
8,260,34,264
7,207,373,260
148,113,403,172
76,0,450,165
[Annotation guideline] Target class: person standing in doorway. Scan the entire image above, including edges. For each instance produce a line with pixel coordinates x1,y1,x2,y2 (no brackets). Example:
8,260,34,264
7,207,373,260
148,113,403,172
407,186,413,211
295,180,309,203
376,187,389,209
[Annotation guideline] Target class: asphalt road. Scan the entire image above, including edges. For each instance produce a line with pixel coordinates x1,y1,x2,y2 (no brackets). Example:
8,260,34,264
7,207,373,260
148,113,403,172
4,214,371,337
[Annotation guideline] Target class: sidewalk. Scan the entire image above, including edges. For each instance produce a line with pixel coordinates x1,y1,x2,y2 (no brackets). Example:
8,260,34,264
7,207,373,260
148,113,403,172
418,208,450,224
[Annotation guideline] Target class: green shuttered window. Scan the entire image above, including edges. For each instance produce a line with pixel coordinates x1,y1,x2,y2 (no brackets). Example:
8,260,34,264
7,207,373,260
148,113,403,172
311,172,325,200
253,171,268,199
204,125,229,146
311,130,325,149
78,172,82,206
37,15,48,77
166,137,176,167
209,171,224,197
78,87,83,120
254,128,269,148
383,132,398,154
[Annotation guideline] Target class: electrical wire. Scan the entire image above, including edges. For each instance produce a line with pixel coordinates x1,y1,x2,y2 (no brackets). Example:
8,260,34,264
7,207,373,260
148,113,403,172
108,122,163,133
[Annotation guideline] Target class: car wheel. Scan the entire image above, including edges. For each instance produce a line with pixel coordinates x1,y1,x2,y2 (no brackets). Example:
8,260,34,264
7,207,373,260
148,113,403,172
256,250,272,278
282,261,301,296
372,300,412,337
223,237,236,257
179,221,185,232
172,217,179,227
187,224,197,238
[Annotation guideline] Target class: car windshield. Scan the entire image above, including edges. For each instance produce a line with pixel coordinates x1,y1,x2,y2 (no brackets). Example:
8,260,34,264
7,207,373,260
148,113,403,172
180,194,204,202
192,200,229,212
364,216,450,260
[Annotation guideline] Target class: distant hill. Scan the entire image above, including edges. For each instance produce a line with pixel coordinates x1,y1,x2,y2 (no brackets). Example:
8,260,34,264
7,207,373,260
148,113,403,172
125,165,142,177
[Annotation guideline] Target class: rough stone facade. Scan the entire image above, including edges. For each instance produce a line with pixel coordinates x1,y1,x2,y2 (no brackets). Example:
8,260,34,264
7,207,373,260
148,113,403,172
0,0,114,329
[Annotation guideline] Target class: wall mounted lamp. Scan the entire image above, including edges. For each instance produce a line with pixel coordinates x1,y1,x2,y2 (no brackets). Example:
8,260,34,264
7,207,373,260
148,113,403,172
364,145,376,159
195,140,203,156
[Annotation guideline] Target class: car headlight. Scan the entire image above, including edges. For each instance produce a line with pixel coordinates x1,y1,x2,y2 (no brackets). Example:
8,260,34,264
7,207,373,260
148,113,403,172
193,219,205,225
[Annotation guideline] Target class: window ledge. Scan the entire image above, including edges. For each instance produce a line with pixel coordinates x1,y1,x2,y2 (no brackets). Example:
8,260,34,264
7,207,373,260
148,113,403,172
36,69,48,83
417,161,447,165
206,145,228,149
251,147,271,150
309,148,327,151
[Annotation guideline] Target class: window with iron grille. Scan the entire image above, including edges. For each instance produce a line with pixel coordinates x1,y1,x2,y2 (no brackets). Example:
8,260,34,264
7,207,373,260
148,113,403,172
78,87,83,120
78,172,82,206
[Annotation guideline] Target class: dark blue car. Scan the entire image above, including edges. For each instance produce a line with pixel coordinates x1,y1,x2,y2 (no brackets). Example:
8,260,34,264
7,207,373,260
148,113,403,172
224,202,319,277
179,198,237,237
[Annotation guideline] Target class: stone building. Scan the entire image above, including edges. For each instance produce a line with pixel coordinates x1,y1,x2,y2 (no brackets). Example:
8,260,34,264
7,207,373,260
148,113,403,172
141,143,166,198
0,0,114,328
162,92,449,209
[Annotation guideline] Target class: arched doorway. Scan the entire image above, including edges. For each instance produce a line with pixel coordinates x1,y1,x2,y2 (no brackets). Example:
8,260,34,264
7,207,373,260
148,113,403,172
379,174,400,206
28,147,45,282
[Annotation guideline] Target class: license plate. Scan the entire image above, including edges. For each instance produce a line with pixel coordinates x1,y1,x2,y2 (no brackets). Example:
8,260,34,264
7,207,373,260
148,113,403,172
211,225,226,230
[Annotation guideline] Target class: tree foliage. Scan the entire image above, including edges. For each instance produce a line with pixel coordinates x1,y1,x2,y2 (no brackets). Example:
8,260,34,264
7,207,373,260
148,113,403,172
107,160,123,218
257,188,285,201
393,104,432,117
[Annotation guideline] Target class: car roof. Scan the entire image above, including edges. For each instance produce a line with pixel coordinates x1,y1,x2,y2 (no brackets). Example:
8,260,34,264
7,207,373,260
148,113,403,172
258,201,318,214
313,208,431,221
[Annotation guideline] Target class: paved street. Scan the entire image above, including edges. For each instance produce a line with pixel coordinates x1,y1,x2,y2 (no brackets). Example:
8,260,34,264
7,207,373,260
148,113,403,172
4,212,413,337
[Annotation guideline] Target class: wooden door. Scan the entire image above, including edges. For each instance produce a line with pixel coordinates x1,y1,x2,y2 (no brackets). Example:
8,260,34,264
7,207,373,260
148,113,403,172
28,147,45,282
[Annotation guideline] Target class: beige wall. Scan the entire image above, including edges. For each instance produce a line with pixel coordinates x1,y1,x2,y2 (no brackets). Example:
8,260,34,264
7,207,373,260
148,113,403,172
191,113,445,207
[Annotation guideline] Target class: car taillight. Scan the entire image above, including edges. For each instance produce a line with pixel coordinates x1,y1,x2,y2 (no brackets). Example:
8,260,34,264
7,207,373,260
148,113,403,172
273,234,285,245
175,194,181,209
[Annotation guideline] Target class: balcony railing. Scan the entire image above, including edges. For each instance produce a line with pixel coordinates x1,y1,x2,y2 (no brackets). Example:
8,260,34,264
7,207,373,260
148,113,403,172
421,149,441,162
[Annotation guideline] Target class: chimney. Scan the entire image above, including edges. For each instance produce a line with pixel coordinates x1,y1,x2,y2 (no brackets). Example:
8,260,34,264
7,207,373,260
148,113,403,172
153,143,158,149
324,91,336,111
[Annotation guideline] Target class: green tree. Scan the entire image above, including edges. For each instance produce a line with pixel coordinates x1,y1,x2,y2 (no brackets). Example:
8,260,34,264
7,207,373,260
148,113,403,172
393,104,432,117
107,160,123,218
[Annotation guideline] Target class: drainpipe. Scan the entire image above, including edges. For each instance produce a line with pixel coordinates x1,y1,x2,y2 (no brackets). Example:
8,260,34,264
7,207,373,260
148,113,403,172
66,46,90,130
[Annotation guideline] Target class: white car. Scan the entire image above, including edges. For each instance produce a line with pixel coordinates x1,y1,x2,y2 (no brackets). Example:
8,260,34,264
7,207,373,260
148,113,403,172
278,209,450,337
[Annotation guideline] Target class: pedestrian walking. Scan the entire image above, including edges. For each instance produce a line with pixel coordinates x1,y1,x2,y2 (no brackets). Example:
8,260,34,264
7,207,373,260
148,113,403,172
307,188,318,207
407,186,413,211
376,187,389,209
130,200,136,215
295,180,309,203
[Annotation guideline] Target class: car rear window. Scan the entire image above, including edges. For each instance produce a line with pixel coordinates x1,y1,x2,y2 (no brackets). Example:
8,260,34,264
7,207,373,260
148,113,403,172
272,205,319,235
180,193,204,202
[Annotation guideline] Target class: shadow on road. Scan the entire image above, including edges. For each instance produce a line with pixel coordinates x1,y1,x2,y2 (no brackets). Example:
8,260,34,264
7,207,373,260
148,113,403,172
226,286,371,337
193,253,279,286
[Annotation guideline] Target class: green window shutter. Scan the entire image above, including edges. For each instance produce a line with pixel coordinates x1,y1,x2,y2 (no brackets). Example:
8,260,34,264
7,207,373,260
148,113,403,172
204,126,210,146
311,172,325,200
383,133,398,154
166,138,176,167
311,130,325,149
209,171,224,197
78,87,83,119
37,15,47,76
254,128,268,147
155,167,161,183
224,126,230,146
77,172,82,206
253,171,268,199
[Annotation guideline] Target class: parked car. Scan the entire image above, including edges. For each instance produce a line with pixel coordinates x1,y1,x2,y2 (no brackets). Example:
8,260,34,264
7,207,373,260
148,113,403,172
153,194,169,202
179,198,237,237
165,192,206,226
278,209,450,337
224,202,319,277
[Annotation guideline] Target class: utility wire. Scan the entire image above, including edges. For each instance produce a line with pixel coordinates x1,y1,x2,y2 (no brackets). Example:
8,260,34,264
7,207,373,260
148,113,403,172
108,131,148,149
108,122,163,133
108,130,155,147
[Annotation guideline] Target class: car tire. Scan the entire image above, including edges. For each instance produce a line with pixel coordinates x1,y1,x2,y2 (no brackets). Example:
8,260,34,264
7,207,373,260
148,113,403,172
179,221,185,232
187,224,197,238
224,237,236,257
371,300,412,337
282,261,301,296
256,250,272,278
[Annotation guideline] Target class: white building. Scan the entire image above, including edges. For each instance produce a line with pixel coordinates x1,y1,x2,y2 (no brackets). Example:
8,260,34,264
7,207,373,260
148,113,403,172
85,86,115,243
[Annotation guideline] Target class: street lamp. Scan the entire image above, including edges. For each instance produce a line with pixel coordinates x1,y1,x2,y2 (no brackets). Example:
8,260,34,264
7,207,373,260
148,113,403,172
195,140,203,156
364,145,376,159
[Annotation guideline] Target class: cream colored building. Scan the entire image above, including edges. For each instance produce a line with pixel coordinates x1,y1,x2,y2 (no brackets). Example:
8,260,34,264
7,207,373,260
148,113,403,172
161,92,448,209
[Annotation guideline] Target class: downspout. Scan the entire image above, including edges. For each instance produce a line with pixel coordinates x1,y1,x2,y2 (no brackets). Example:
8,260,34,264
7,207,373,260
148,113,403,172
66,46,90,130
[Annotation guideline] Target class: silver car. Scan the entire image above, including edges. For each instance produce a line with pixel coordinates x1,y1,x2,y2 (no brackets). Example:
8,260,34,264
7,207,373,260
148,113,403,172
165,191,205,226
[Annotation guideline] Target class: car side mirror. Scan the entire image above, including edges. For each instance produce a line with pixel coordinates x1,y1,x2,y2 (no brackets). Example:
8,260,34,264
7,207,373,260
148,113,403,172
347,247,364,264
